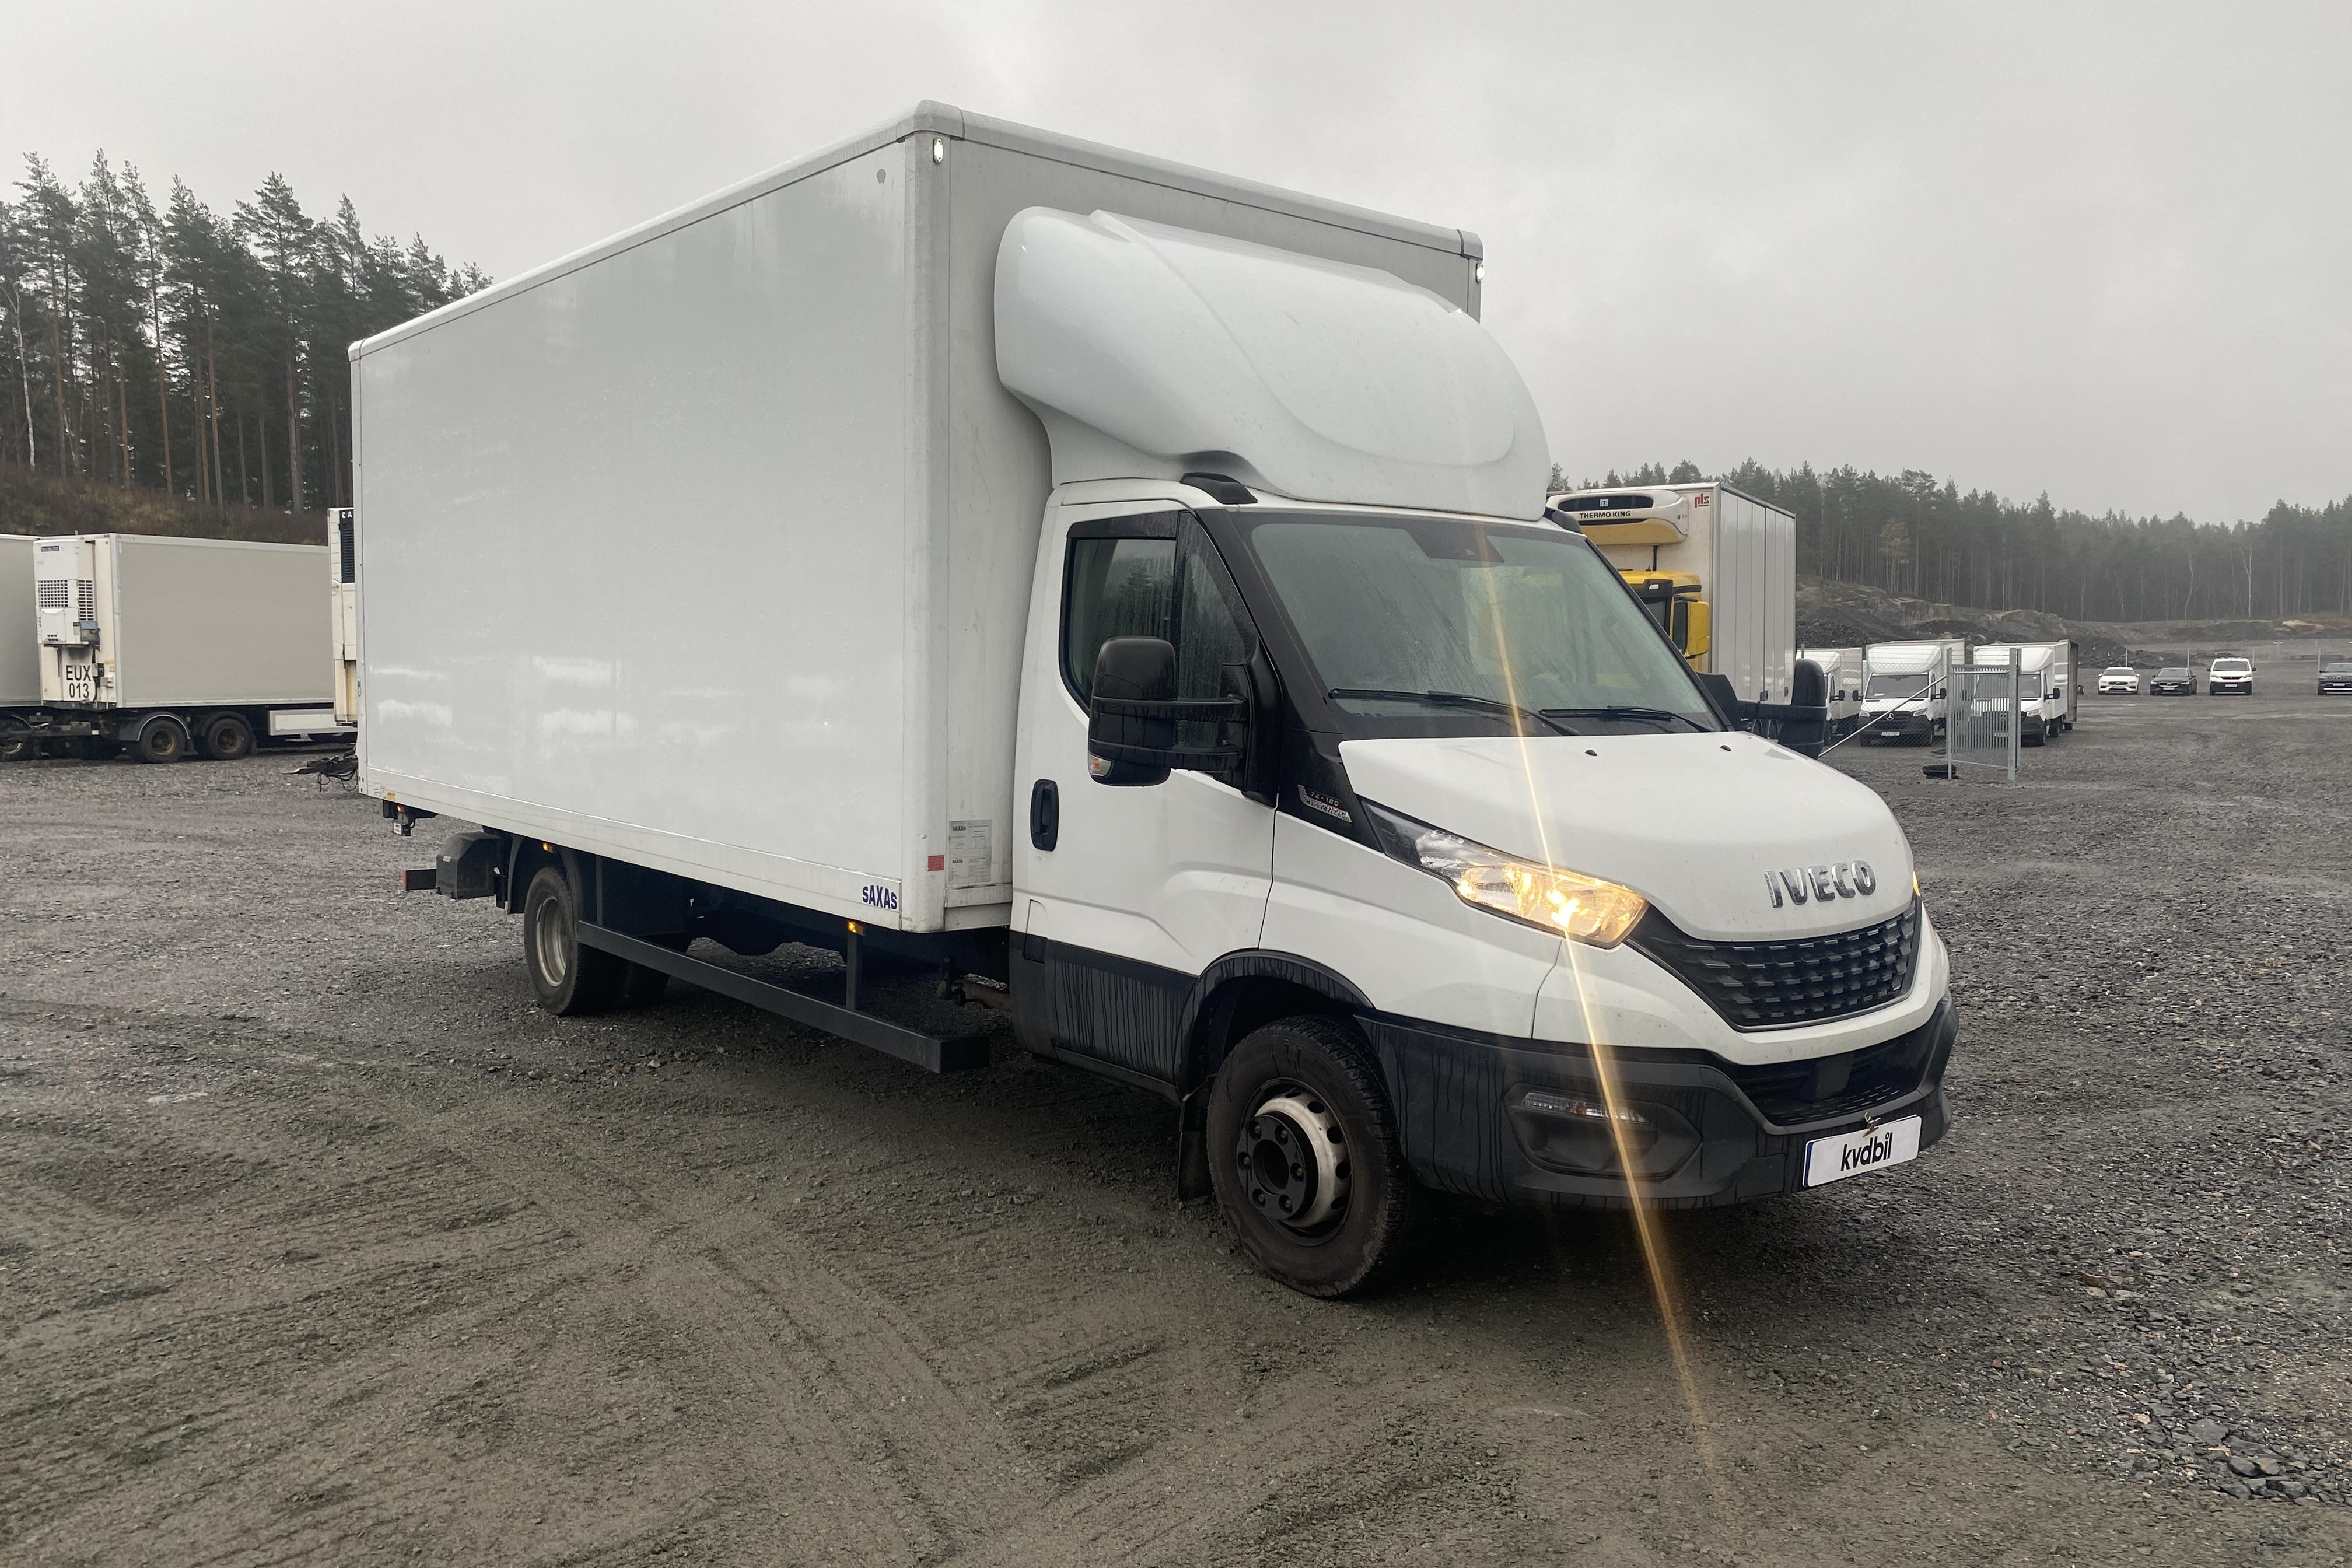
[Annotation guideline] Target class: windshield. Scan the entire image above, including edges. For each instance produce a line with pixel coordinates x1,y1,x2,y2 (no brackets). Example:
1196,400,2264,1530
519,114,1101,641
2328,664,2352,674
2102,667,2133,677
1971,671,2042,701
2158,668,2190,679
1865,673,1936,701
2212,660,2250,672
1238,513,1717,735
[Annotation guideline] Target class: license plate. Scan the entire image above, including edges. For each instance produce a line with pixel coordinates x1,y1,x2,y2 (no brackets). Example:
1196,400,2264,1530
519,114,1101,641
61,663,97,702
1803,1116,1922,1188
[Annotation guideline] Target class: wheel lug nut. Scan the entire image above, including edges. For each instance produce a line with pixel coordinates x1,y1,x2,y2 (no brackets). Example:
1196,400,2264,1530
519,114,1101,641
1251,1188,1265,1206
1291,1163,1304,1180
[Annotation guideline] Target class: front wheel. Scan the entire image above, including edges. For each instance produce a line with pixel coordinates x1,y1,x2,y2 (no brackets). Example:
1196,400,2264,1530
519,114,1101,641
522,864,628,1015
1207,1017,1423,1297
0,718,33,763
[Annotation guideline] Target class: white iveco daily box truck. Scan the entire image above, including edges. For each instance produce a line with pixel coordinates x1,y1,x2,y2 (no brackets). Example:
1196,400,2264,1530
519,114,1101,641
0,534,40,761
355,104,1955,1297
1972,640,2076,744
1861,639,1968,745
33,534,347,762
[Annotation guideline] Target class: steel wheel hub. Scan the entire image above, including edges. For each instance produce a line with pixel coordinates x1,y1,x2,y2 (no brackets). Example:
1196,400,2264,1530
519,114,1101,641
1236,1088,1349,1232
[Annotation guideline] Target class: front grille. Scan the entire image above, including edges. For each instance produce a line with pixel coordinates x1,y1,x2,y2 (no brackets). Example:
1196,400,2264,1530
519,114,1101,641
1714,1007,1947,1125
1632,901,1921,1030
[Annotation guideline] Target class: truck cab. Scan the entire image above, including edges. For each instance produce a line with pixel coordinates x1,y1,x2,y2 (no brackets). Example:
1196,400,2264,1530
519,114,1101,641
1860,640,1966,744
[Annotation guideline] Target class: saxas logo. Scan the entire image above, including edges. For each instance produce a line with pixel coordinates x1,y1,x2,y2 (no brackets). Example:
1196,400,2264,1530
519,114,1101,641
860,884,898,911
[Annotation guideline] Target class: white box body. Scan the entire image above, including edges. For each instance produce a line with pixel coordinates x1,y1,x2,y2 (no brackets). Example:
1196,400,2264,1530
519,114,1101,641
0,535,37,706
34,534,335,709
351,104,1483,936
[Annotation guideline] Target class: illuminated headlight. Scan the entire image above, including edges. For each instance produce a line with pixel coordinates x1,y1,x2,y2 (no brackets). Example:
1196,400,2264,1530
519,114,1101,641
1363,802,1647,946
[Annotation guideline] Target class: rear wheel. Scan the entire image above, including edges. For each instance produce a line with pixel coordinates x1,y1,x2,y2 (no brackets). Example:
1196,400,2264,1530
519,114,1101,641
198,712,255,761
1208,1016,1423,1297
134,716,189,764
522,865,628,1016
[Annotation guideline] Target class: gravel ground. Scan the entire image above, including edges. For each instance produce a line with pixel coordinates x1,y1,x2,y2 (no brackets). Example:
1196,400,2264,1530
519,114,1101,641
2,692,2347,1566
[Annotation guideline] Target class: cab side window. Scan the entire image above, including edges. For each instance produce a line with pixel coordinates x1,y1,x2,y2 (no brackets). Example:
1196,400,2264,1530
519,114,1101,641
1063,536,1175,701
1062,517,1259,744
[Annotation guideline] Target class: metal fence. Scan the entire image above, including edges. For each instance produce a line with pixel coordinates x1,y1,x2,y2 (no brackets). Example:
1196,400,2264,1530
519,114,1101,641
1946,648,2021,782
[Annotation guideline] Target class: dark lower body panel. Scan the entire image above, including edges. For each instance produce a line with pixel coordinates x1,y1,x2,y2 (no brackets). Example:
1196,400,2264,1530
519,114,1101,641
1362,1003,1957,1209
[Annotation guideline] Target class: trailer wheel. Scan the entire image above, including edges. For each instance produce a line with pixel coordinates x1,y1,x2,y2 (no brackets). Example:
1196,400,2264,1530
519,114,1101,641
522,865,628,1016
0,719,32,763
1207,1016,1423,1298
133,716,189,764
199,712,255,761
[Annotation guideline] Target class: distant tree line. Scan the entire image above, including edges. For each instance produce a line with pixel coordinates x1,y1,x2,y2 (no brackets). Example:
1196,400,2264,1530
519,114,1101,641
0,153,487,516
1558,460,2352,624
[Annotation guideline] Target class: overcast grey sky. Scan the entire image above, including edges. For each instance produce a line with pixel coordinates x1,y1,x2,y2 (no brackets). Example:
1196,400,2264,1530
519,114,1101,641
9,1,2345,520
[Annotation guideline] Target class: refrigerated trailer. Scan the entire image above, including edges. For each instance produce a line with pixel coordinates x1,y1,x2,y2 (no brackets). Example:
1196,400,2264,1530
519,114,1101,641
358,103,1955,1296
1549,483,1799,708
32,534,350,762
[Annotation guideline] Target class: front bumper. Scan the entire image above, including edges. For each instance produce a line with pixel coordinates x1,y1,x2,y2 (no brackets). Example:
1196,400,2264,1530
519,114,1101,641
1863,710,1934,738
2321,682,2352,695
1360,1001,1956,1209
2210,681,2251,694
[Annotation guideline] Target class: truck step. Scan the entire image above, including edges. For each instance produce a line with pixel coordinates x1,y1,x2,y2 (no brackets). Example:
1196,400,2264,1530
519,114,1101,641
578,923,992,1074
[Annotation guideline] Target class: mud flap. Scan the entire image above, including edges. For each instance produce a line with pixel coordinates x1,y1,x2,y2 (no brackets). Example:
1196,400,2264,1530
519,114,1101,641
1175,1085,1213,1201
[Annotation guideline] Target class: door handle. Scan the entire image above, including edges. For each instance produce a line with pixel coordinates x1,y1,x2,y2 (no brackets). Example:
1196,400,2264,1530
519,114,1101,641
1029,779,1059,852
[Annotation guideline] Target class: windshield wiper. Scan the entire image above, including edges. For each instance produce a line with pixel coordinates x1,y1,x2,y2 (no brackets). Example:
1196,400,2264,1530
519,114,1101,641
1538,705,1707,733
1327,688,1572,735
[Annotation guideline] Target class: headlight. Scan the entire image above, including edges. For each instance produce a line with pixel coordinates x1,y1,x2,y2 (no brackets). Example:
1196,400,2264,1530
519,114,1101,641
1363,802,1647,946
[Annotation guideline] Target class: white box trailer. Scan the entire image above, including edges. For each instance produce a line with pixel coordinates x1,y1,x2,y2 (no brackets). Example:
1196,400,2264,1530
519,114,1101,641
1971,640,2076,744
1550,482,1798,708
1860,639,1968,744
1800,646,1866,737
359,104,1956,1296
32,533,347,762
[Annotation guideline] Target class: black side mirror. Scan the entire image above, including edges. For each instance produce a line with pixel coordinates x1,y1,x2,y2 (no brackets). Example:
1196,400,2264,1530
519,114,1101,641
1698,671,1742,724
1086,636,1252,788
1088,637,1178,787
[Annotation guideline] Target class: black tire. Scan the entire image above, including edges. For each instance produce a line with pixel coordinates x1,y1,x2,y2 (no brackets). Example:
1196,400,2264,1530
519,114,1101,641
199,712,255,761
522,864,628,1016
1207,1016,1423,1298
0,719,32,763
134,716,189,764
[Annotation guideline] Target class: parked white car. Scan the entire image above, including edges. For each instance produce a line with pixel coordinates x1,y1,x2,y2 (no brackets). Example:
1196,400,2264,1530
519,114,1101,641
2096,666,2140,695
2208,656,2255,695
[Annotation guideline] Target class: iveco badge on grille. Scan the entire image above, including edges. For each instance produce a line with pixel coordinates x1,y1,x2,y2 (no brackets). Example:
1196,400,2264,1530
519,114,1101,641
1765,860,1876,908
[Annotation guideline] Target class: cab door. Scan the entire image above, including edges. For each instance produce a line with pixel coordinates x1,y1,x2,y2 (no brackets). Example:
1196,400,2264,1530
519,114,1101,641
1011,506,1275,1086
